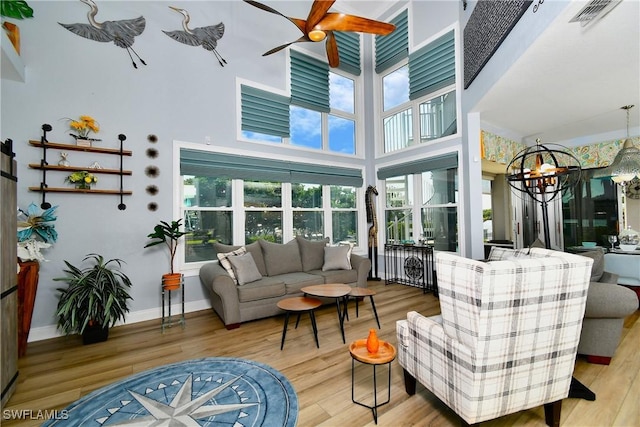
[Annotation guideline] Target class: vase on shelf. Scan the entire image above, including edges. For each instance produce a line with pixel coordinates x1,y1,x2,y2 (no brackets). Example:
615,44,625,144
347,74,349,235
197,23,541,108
75,182,92,190
71,135,101,147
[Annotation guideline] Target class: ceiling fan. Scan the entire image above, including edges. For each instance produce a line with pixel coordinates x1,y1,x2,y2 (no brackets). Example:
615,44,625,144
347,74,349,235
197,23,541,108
243,0,396,67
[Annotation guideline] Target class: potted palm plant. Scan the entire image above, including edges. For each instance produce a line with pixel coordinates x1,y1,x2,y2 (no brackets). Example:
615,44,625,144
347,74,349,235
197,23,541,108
55,254,133,344
145,219,186,290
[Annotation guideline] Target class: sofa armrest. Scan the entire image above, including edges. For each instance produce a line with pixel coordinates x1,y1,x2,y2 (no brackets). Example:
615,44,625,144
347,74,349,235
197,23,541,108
584,281,638,318
350,253,371,288
199,261,241,326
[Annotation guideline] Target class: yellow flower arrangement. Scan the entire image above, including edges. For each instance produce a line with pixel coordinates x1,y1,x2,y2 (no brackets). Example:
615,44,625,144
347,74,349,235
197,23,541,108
66,115,100,139
66,171,98,189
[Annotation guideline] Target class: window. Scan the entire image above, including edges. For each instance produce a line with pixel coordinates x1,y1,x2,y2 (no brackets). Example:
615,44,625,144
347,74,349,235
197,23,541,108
293,183,324,240
331,185,358,244
183,176,233,263
379,154,459,251
379,30,457,154
240,52,359,154
245,181,282,244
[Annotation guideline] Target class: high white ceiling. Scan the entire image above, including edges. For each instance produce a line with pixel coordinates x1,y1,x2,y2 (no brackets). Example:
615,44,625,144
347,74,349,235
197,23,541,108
473,0,640,144
342,0,639,145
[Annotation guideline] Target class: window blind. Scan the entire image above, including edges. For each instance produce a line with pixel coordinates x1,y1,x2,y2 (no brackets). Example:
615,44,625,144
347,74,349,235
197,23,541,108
290,50,330,112
377,153,458,180
375,9,408,74
181,148,363,187
335,31,361,76
240,85,290,137
409,30,455,100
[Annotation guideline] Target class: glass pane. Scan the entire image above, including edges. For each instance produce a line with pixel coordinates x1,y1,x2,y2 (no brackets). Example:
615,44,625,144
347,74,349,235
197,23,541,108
419,91,457,142
184,210,232,263
328,115,355,154
292,183,322,208
294,211,324,240
422,169,457,205
244,181,282,208
241,130,282,143
383,108,413,152
330,72,354,113
385,209,413,242
331,186,356,208
422,206,458,251
183,176,231,208
332,211,357,244
383,65,409,111
562,170,618,248
245,211,282,244
290,105,322,149
385,175,413,207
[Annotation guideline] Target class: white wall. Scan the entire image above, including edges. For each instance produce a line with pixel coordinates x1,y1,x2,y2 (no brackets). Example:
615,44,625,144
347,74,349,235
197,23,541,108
1,1,369,338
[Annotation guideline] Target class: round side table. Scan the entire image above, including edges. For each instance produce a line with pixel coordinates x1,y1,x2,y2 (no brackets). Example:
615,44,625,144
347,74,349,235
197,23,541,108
277,296,322,350
349,339,396,424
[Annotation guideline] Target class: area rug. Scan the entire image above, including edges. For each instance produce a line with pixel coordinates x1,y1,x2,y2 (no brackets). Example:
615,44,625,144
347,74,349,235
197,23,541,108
43,357,298,426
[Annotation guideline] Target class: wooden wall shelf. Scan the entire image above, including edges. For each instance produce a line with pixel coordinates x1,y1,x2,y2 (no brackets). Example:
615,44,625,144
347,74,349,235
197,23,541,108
28,140,132,156
28,187,133,195
29,127,132,209
28,164,132,175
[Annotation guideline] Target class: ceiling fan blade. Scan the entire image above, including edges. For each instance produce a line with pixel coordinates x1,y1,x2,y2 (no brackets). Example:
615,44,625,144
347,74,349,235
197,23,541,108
262,36,309,56
317,13,396,35
325,31,340,67
306,0,336,33
243,0,307,33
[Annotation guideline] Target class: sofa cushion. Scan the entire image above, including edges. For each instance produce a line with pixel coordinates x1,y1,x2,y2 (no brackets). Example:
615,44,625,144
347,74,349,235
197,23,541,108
260,239,303,276
276,272,326,294
297,236,330,271
580,250,605,282
311,268,358,285
217,247,246,284
323,245,352,271
228,252,263,285
237,276,286,303
214,241,267,276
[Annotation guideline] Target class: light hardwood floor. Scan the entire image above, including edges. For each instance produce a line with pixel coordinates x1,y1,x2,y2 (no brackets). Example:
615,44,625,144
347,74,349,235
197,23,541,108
3,281,639,426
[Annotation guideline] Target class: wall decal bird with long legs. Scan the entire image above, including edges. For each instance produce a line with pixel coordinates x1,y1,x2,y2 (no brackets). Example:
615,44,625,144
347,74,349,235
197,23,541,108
243,0,395,67
59,0,147,69
163,6,227,67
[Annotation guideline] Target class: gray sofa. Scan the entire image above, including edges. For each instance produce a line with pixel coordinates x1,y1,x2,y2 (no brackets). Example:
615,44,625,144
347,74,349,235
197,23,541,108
199,236,371,329
577,251,638,364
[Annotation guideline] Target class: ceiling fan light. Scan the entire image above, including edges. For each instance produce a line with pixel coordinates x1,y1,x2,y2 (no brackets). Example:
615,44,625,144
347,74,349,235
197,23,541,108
308,29,327,42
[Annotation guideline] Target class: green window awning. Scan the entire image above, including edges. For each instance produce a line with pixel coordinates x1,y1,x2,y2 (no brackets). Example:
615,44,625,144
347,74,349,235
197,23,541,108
241,85,290,137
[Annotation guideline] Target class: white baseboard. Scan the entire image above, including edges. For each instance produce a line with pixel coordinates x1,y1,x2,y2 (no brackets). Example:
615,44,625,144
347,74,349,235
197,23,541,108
28,298,212,343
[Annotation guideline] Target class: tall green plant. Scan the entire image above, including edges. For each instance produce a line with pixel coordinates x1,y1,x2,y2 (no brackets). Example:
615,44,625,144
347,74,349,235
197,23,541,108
55,254,132,335
144,219,186,274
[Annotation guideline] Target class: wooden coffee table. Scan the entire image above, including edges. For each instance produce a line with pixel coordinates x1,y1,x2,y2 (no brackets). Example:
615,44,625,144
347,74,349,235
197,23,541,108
349,339,396,424
301,283,352,343
276,296,322,350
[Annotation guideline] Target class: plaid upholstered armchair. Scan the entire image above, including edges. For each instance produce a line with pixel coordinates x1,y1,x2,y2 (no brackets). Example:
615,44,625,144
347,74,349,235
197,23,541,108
397,248,593,426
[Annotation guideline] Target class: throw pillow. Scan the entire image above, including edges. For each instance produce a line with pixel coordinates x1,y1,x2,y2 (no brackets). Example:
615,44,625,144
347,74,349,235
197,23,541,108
214,241,267,276
296,236,330,271
580,250,604,282
260,239,303,276
323,245,352,271
217,247,246,284
227,252,263,285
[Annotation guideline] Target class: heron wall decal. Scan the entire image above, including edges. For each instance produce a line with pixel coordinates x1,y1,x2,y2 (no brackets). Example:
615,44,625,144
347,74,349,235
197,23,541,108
59,0,147,69
163,6,227,67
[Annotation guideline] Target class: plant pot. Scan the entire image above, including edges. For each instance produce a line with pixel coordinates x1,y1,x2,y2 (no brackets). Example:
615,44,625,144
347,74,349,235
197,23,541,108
162,273,183,291
82,323,109,345
2,22,20,55
75,138,92,147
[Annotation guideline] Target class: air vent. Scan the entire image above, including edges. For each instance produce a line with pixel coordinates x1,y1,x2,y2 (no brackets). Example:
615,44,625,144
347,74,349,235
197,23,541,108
569,0,622,26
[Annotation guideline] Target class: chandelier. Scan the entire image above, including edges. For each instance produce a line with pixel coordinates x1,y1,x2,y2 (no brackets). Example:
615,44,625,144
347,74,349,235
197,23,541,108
610,105,640,184
506,139,581,248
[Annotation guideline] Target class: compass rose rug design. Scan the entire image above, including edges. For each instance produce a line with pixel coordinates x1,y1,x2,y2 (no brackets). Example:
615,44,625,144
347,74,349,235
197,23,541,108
43,357,298,426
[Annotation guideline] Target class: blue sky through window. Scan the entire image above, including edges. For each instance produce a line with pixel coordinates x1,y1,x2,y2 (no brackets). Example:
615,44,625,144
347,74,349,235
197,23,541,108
383,65,409,111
